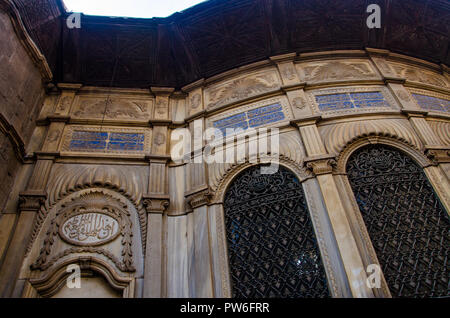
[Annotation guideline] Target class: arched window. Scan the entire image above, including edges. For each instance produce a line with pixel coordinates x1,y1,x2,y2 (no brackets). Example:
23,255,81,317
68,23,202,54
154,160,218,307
223,165,329,298
346,144,449,297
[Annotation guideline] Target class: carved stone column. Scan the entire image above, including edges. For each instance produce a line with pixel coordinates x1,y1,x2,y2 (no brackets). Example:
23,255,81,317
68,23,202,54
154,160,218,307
142,143,171,297
184,187,214,298
293,118,375,298
143,88,174,297
142,191,169,298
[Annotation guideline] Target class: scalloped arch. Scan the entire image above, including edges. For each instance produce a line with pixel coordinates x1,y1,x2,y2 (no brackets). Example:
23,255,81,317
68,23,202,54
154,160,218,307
26,165,147,257
209,130,307,195
335,136,433,174
319,119,424,156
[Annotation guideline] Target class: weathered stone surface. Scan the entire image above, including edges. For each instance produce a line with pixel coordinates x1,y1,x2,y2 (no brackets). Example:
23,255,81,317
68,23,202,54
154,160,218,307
0,11,45,210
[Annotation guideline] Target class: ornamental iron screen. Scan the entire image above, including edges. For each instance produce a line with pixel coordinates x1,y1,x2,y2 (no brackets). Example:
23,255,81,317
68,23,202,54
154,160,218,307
223,165,330,298
346,145,450,298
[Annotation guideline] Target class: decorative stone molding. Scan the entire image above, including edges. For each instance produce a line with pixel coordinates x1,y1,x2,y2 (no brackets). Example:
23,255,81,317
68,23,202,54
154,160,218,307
142,194,170,214
186,186,212,209
387,61,449,89
18,191,47,211
319,118,424,156
204,68,281,111
296,59,379,84
304,155,337,176
425,146,450,164
27,165,147,256
25,257,135,298
31,190,135,273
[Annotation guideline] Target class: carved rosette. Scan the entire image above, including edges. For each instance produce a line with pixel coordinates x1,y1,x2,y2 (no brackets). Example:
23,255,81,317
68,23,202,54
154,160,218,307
142,195,170,214
305,156,337,176
19,192,47,211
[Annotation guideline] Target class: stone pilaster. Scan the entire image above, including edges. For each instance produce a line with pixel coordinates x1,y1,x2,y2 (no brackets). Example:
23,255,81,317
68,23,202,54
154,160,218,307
142,152,170,297
293,118,375,298
182,79,205,119
151,87,174,121
54,83,82,116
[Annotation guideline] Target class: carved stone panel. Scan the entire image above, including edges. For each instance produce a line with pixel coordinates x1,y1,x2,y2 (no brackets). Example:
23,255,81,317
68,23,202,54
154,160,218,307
296,59,379,84
31,191,136,273
387,62,449,88
204,69,281,110
71,96,152,121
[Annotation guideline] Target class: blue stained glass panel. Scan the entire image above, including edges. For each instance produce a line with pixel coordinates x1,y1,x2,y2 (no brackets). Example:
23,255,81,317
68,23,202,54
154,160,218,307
213,103,285,136
69,130,145,152
412,94,449,112
316,91,390,111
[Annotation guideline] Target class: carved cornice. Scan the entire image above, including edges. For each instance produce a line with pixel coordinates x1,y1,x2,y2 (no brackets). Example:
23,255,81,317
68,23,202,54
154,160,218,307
18,191,47,211
150,87,175,96
142,194,170,214
304,155,336,176
290,115,322,127
185,186,212,209
425,146,450,164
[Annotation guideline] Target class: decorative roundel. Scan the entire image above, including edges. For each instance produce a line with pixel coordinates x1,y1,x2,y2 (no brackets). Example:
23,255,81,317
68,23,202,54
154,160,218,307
59,211,121,246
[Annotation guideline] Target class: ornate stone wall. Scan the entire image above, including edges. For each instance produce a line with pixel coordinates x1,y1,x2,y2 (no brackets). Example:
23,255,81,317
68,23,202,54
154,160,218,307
0,45,449,297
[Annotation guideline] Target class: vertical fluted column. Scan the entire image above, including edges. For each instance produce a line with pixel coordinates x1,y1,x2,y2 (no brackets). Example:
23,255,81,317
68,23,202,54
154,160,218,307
142,87,174,297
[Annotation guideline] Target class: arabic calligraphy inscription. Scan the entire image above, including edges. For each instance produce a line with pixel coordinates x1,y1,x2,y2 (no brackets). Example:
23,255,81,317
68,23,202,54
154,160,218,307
60,212,120,246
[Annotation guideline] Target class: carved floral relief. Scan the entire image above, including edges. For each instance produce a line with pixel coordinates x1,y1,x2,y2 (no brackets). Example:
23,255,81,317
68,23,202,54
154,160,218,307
71,96,152,120
31,191,135,273
388,62,448,88
205,69,281,110
296,60,378,83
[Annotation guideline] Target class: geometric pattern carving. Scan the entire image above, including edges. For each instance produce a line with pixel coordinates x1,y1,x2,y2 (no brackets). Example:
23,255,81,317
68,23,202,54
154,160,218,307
224,165,329,297
346,145,449,297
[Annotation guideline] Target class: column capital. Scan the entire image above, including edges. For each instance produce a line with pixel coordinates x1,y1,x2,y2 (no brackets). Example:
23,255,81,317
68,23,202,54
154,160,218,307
304,154,337,176
142,194,170,214
290,115,322,127
18,191,47,212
